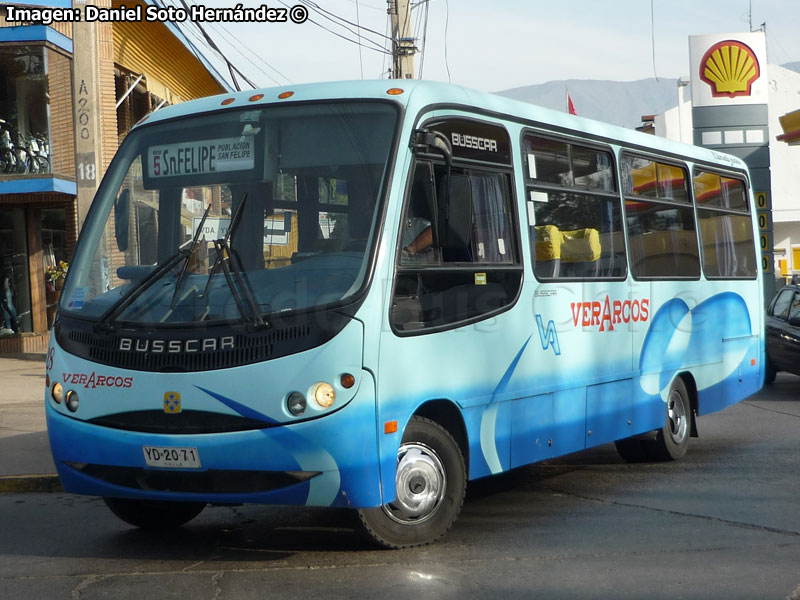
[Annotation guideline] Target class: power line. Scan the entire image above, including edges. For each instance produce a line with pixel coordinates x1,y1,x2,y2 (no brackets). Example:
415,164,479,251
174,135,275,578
355,0,364,79
381,9,391,77
182,0,292,85
650,0,659,82
276,0,391,55
291,0,392,54
443,0,451,83
299,0,392,42
179,0,258,90
418,0,429,78
340,0,385,11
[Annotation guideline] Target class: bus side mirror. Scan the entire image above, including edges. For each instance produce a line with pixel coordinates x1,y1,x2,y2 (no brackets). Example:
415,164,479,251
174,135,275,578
439,173,472,251
114,188,130,252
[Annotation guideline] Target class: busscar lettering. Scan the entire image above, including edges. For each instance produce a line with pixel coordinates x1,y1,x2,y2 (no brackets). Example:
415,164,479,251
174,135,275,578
570,296,650,332
118,336,235,353
450,132,498,153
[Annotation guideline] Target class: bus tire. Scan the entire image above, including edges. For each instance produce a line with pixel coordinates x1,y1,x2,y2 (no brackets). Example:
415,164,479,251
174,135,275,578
103,497,205,529
356,416,466,549
647,377,693,461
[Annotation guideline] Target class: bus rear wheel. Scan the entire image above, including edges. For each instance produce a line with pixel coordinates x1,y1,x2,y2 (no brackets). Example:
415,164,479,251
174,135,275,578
648,377,693,461
357,416,466,548
104,498,205,529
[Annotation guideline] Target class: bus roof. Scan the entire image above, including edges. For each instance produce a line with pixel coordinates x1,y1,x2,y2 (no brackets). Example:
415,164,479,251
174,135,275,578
137,79,748,172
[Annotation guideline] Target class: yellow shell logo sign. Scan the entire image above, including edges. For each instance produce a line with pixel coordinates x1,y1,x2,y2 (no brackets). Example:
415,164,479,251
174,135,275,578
699,40,760,98
163,391,181,414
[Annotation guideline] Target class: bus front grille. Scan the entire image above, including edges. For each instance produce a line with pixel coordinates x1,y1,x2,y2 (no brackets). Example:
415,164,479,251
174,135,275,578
87,410,275,434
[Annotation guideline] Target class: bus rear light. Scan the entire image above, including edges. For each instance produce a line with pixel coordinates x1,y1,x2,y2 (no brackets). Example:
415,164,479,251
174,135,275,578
340,373,355,389
51,382,63,404
311,382,335,408
287,391,307,416
65,390,79,413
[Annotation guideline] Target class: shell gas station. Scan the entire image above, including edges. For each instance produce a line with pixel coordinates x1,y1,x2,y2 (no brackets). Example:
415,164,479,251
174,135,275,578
647,31,800,301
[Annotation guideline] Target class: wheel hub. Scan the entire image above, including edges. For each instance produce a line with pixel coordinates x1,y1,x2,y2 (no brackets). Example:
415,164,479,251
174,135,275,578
667,388,688,444
383,442,447,525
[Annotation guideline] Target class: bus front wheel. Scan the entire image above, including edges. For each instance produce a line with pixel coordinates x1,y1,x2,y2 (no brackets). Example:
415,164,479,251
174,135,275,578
104,498,205,529
357,416,466,548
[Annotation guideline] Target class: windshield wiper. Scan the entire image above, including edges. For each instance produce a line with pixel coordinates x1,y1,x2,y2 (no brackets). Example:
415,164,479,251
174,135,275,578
96,248,190,331
200,194,268,329
169,203,211,310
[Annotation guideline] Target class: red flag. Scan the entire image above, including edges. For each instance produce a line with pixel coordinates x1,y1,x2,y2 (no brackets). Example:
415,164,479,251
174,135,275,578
567,93,578,116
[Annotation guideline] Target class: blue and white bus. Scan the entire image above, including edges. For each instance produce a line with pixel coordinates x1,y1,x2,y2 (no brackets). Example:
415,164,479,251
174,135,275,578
46,81,763,547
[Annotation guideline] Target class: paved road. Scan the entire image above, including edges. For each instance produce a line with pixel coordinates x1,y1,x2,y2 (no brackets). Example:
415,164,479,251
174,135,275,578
1,373,800,599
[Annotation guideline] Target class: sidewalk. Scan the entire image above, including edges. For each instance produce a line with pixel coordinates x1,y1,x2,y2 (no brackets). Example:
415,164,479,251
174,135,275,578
0,355,62,493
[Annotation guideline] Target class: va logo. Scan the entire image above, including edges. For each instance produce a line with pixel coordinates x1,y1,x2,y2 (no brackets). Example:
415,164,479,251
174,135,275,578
536,314,561,356
163,391,181,414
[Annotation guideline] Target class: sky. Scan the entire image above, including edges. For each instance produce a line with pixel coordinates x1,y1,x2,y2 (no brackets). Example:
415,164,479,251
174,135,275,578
176,0,800,93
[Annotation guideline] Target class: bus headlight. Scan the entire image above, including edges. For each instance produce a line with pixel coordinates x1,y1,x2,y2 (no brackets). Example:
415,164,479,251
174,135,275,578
311,382,335,408
51,382,63,404
65,390,80,413
287,391,307,416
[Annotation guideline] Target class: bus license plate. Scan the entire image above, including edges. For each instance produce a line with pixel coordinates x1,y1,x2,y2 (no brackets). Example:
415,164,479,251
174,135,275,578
143,446,202,469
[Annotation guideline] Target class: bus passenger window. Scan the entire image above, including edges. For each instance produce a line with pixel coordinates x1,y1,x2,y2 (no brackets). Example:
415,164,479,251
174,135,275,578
523,134,625,280
693,171,756,279
621,155,699,279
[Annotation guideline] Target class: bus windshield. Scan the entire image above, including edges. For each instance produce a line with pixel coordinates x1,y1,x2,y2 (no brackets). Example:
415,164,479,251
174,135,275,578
60,101,398,325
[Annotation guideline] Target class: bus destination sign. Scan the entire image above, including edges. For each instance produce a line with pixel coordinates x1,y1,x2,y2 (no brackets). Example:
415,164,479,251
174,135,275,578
147,136,255,179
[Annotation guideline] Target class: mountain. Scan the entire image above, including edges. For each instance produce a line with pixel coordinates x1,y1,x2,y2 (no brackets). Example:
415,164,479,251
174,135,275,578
495,78,681,129
496,62,800,130
782,61,800,74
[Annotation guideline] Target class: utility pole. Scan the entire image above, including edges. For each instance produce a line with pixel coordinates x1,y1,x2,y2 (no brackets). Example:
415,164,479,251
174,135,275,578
389,0,416,79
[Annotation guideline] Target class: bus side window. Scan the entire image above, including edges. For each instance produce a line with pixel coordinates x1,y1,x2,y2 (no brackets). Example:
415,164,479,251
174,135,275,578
400,162,437,265
621,155,699,279
391,162,521,333
693,171,756,279
523,134,625,280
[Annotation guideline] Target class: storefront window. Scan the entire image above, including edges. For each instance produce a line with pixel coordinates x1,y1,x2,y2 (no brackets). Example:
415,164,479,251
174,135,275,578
0,209,31,334
42,208,67,328
0,45,50,175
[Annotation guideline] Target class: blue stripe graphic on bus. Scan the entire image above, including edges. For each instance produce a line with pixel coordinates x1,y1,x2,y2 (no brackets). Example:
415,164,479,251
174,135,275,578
195,385,278,424
194,386,345,505
639,292,753,400
480,336,532,474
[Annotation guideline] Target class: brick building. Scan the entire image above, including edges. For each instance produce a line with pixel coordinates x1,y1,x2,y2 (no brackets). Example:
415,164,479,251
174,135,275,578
0,0,230,354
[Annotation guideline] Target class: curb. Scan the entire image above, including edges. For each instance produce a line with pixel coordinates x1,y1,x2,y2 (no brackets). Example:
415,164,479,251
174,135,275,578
5,353,48,362
0,474,62,493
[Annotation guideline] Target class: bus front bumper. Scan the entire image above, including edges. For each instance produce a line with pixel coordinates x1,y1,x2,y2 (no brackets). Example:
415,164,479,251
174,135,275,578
46,379,383,508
